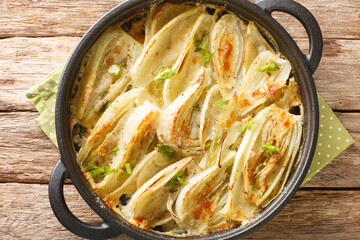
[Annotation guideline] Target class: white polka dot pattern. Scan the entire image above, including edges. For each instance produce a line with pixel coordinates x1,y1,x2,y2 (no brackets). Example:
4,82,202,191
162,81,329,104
303,95,354,185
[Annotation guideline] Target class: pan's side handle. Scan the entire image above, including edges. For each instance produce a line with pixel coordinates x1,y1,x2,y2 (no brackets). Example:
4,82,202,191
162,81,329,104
255,0,323,74
49,160,120,240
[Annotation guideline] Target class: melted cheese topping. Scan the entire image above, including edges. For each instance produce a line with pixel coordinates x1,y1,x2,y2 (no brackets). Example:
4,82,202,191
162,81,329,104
70,3,303,237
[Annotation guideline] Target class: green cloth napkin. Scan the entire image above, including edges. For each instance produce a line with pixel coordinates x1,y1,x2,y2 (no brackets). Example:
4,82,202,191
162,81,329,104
25,64,354,185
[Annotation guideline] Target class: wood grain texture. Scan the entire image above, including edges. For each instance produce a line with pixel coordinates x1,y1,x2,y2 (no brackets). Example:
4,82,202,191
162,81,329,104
0,112,58,183
0,183,359,240
0,36,79,111
0,111,358,187
0,0,126,38
1,37,359,111
294,38,360,111
270,0,360,40
0,0,358,239
1,0,359,40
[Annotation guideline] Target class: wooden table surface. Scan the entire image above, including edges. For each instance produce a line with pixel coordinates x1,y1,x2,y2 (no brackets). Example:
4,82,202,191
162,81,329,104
1,0,359,239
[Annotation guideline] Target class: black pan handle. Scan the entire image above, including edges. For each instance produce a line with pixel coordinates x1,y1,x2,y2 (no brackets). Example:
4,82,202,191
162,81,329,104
49,160,120,240
255,0,323,74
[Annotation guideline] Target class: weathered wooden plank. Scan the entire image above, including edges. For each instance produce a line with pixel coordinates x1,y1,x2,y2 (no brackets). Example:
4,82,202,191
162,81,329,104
0,37,359,111
245,190,360,240
0,0,125,38
0,112,59,183
1,0,359,40
0,111,358,187
0,37,79,111
284,37,360,110
309,39,360,111
269,0,360,40
0,183,130,240
285,38,360,111
0,183,358,239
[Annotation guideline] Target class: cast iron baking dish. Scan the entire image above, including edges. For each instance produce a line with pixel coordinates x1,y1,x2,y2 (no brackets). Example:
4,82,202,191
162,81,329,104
49,0,322,239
